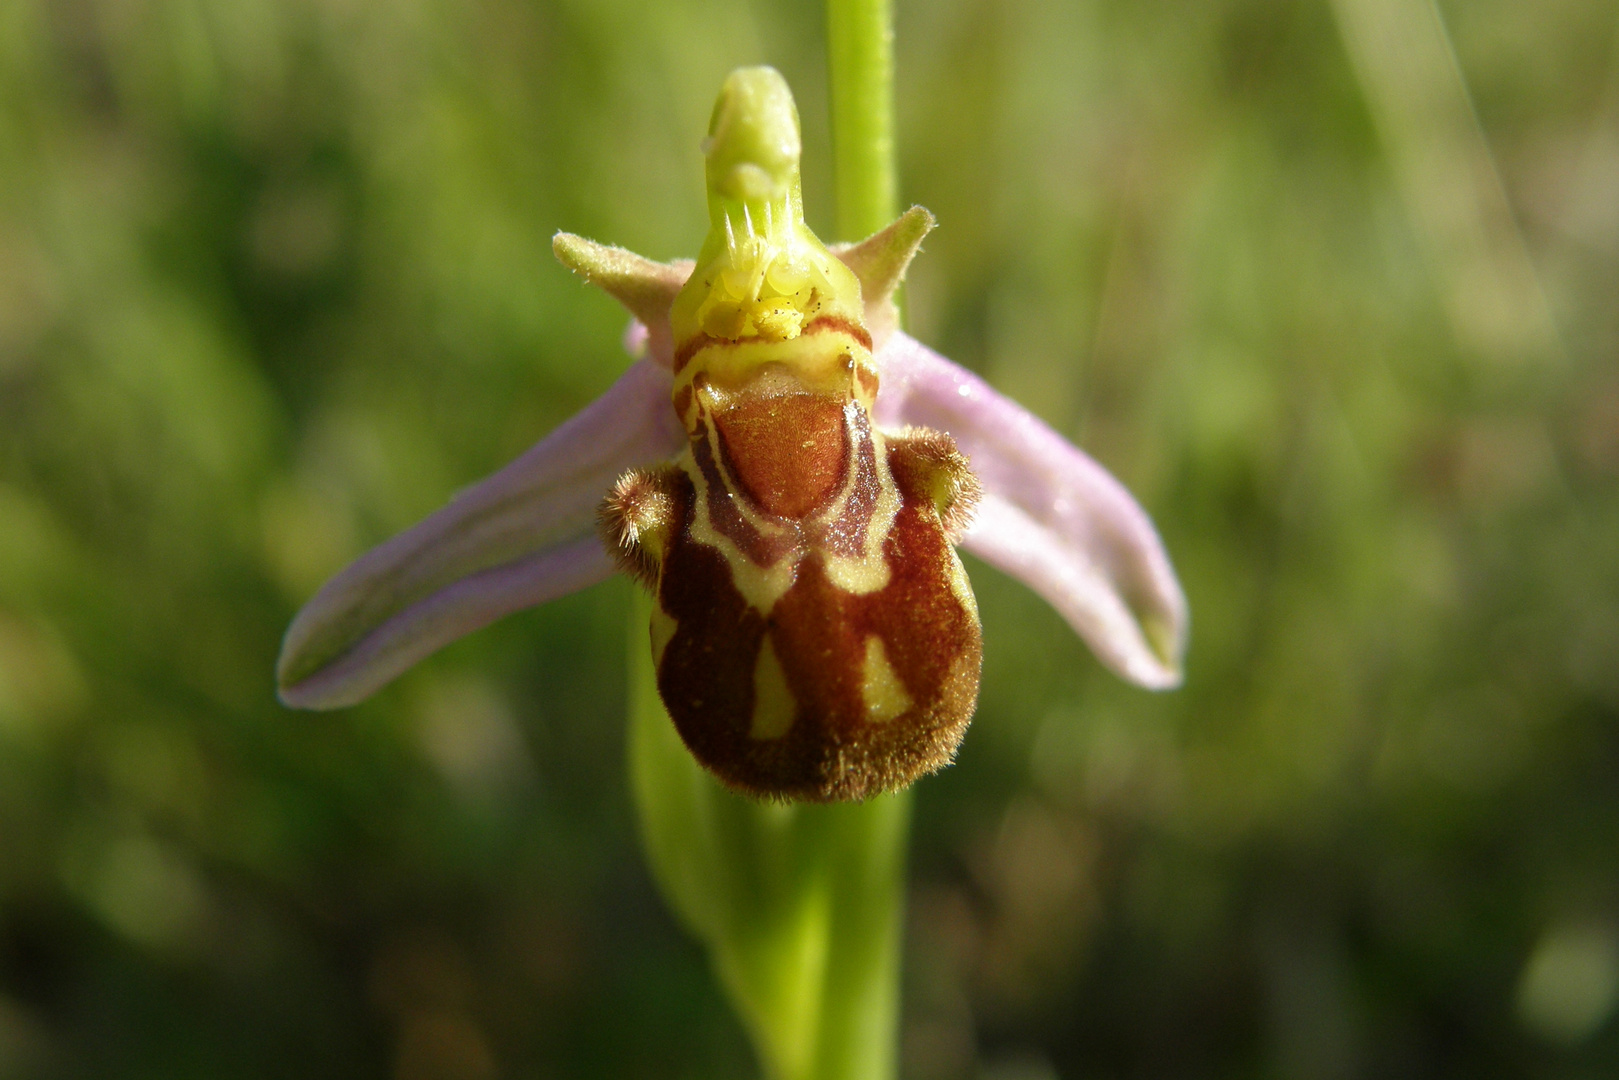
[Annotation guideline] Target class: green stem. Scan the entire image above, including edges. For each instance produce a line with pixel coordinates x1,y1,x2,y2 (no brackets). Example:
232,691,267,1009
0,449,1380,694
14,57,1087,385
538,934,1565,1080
827,0,897,241
820,5,908,1078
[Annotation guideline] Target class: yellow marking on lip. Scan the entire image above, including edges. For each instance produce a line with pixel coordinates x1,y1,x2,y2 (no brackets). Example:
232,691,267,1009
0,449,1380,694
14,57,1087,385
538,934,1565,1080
650,603,678,666
944,545,979,623
861,635,912,724
750,636,796,739
821,550,891,595
680,443,798,612
672,330,870,399
815,425,902,596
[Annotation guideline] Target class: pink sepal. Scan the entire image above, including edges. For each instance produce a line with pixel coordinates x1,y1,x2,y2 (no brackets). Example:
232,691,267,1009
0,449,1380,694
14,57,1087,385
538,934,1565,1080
277,360,684,708
874,332,1187,689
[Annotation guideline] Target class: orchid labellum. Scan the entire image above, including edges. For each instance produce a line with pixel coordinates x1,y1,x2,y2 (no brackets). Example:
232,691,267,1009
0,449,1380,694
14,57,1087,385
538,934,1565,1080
277,67,1187,802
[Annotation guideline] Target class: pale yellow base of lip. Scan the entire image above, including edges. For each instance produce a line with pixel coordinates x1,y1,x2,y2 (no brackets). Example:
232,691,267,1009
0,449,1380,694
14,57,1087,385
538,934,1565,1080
675,332,878,413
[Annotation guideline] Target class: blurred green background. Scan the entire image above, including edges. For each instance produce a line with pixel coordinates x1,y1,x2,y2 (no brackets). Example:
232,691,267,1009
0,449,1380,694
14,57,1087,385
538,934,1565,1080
2,0,1617,1076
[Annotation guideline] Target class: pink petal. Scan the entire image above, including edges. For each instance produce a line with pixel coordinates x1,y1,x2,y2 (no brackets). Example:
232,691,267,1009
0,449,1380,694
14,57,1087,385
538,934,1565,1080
874,332,1188,689
278,359,685,709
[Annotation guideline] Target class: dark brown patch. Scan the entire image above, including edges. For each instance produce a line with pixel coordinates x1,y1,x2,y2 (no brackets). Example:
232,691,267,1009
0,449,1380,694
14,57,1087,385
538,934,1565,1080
712,392,847,518
656,475,769,754
815,403,881,559
672,383,693,420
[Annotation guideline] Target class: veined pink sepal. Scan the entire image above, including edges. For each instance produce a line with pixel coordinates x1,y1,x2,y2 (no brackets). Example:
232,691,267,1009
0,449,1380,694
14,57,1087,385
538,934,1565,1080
276,359,684,708
874,331,1187,689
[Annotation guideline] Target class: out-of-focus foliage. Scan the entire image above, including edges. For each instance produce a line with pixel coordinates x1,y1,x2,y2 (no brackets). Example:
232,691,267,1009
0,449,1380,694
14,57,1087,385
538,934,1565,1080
1,0,1615,1076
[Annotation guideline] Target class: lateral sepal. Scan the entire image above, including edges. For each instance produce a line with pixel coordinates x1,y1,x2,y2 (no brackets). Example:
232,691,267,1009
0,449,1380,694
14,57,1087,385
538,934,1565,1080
832,206,936,348
553,233,692,367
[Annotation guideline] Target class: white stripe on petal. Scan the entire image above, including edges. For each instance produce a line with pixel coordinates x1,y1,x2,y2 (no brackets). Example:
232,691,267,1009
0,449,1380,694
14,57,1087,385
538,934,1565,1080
278,359,685,709
874,332,1187,689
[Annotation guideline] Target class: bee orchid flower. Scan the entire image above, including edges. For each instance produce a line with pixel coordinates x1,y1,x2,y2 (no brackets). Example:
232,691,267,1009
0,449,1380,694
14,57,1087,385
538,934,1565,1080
276,68,1186,801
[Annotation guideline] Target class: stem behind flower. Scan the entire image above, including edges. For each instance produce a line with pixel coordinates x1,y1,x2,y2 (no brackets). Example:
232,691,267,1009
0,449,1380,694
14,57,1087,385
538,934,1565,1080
827,0,897,242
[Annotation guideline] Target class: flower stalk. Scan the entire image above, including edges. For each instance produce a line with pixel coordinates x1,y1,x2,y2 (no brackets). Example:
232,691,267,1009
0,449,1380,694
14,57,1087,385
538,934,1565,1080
826,0,896,241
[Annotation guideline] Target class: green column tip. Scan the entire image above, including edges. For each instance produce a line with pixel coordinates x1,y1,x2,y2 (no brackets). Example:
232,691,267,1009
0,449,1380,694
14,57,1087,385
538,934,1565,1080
704,66,803,208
